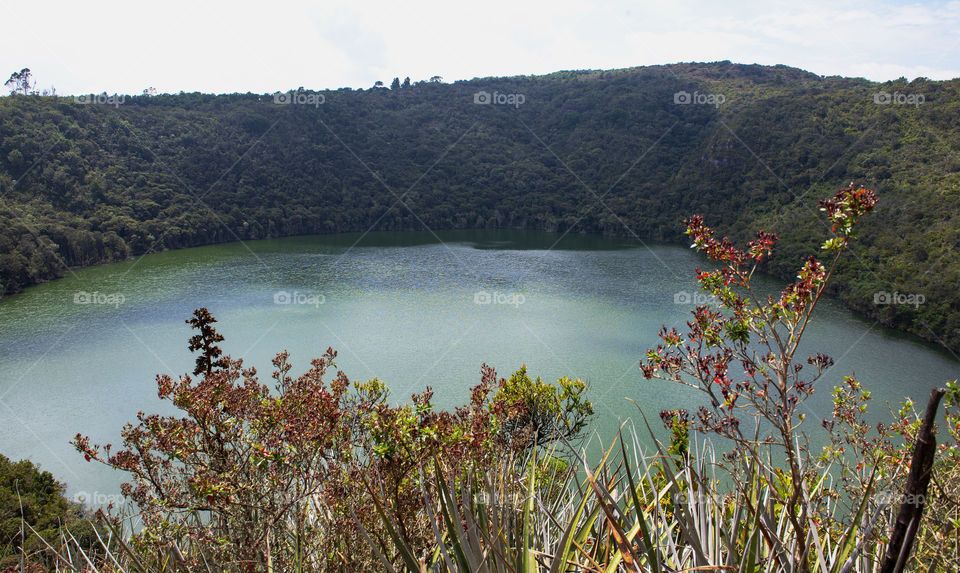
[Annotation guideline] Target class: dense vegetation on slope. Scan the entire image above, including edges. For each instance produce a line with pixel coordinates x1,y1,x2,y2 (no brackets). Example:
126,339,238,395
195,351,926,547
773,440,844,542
0,454,99,567
1,61,958,349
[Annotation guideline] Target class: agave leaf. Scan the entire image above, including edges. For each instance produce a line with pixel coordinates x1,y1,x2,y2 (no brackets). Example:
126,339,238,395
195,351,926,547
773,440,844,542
571,495,605,568
349,504,400,573
520,449,538,573
434,462,478,572
462,473,493,568
359,473,424,572
420,465,458,572
549,477,591,573
831,463,878,573
741,506,763,573
99,515,150,573
602,521,644,573
85,517,128,572
633,405,709,564
619,427,661,572
582,436,644,572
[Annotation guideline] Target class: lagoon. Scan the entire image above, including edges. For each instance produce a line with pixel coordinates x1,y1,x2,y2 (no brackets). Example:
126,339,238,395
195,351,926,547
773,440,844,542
0,230,955,502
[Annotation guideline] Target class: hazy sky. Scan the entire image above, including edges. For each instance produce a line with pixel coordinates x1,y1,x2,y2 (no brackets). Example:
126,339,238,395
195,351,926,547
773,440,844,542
2,0,958,95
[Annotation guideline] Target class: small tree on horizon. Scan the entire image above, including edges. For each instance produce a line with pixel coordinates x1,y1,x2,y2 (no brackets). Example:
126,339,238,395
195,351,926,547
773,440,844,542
5,68,33,95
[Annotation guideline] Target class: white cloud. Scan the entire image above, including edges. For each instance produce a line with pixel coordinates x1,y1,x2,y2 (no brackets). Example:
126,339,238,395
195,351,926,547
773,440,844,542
0,0,957,95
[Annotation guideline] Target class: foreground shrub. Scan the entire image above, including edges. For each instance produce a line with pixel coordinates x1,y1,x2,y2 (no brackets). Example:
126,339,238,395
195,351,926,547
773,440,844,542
639,184,958,571
72,309,593,570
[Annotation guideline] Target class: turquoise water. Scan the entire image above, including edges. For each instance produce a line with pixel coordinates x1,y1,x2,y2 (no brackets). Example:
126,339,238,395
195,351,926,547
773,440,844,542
0,230,956,503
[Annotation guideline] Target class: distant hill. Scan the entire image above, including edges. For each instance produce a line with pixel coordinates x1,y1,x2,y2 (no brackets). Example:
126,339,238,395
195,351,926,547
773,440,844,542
1,61,958,351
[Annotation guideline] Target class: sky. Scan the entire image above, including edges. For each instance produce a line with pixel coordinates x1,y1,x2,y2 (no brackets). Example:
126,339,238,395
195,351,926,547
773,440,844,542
2,0,959,95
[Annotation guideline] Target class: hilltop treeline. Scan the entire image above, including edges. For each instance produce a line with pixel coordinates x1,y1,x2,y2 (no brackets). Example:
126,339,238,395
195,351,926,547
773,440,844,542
1,61,958,349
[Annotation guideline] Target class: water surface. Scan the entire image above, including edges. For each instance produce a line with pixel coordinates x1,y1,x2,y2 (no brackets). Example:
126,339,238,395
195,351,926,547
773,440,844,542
0,230,955,502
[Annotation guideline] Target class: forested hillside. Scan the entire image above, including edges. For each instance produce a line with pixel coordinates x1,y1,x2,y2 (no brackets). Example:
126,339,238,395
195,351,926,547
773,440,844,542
1,61,958,350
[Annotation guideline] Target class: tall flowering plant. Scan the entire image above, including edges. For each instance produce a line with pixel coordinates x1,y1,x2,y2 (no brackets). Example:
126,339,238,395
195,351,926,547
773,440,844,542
641,184,879,567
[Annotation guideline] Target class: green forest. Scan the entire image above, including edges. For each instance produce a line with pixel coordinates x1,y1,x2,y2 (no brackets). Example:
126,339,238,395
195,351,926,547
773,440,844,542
1,61,958,350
